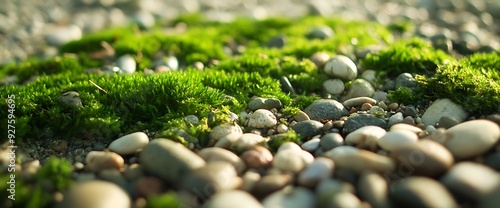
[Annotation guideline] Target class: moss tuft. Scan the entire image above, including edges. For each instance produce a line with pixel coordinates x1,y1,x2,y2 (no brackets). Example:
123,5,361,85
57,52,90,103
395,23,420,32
267,130,301,152
387,87,420,105
146,191,184,208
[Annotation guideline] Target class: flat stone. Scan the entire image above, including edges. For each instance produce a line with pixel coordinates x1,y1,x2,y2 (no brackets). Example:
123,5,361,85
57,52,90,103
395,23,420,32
303,99,349,121
389,177,458,208
389,123,423,134
377,130,418,151
345,125,386,150
58,180,130,208
139,139,206,185
320,133,345,151
85,151,124,172
421,98,468,126
357,171,390,208
203,190,263,208
343,79,375,100
324,55,357,81
248,97,282,111
109,132,149,155
440,162,500,202
343,114,388,134
441,119,500,159
389,139,454,178
343,97,377,109
182,161,237,201
262,187,316,208
247,109,277,128
291,120,324,138
298,157,334,188
252,174,293,199
198,147,246,174
323,146,395,173
323,79,345,95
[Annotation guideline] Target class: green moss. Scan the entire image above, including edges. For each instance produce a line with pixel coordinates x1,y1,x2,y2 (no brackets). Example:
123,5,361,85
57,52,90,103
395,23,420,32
36,157,73,191
267,130,301,152
362,38,453,78
387,87,420,105
59,26,135,54
146,191,184,208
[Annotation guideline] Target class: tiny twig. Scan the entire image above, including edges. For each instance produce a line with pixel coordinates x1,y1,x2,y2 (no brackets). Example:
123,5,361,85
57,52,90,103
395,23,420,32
89,80,108,94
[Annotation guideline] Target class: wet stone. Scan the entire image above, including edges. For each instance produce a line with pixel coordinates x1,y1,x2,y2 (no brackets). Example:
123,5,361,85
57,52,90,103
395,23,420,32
343,114,388,134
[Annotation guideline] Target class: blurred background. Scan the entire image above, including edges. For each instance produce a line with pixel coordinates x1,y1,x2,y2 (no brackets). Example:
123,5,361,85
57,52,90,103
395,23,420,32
1,0,499,64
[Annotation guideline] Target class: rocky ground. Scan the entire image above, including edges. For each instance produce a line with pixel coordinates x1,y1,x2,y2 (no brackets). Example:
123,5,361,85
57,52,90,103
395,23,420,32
1,0,500,208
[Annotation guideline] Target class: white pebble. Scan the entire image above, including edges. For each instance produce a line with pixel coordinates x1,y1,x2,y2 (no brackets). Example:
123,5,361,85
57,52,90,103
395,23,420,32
109,132,149,155
247,109,277,128
377,130,418,151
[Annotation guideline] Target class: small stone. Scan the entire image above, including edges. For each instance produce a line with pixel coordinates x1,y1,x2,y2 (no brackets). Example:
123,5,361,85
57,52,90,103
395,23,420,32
276,124,288,133
273,149,313,173
277,142,302,152
318,191,361,208
240,146,273,169
133,11,155,29
301,138,321,152
109,132,149,155
378,101,388,110
203,190,263,208
291,120,324,138
252,174,293,199
293,110,310,122
209,123,243,141
139,139,206,185
323,146,395,173
345,125,386,150
436,116,459,129
324,55,357,81
198,147,246,174
389,139,454,178
309,52,330,68
357,171,390,208
441,162,500,203
360,103,372,111
59,91,83,108
85,151,124,172
298,157,334,188
388,103,399,111
182,161,237,200
231,133,265,152
378,130,418,151
343,97,377,109
248,109,277,128
59,180,130,208
389,177,458,208
343,79,375,100
266,35,286,48
402,116,416,125
343,114,388,134
262,187,316,208
322,79,345,95
484,152,500,171
388,112,404,127
403,105,418,117
320,133,345,151
248,97,282,111
395,73,418,89
421,98,468,126
307,26,334,39
373,91,388,103
185,115,199,124
441,119,500,159
116,54,136,74
303,99,349,121
134,176,163,198
52,140,68,152
361,70,378,86
241,170,261,192
369,106,386,117
390,123,422,134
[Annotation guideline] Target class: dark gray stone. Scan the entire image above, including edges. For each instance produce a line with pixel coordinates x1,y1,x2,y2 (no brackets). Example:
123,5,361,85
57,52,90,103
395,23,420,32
484,152,500,171
343,114,387,134
280,76,296,94
248,97,282,111
403,105,418,117
292,120,324,138
320,133,345,151
307,26,334,40
395,73,418,89
437,116,459,129
266,35,286,48
303,99,349,121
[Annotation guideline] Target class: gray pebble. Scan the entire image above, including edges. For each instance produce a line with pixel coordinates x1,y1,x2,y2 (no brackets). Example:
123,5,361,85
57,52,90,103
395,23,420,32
307,26,334,40
301,138,321,152
343,97,377,109
324,55,357,81
388,112,404,127
343,79,375,100
266,35,286,48
395,73,418,89
373,91,388,103
185,115,200,124
343,114,388,134
303,99,349,121
320,133,345,151
262,186,316,208
248,97,282,111
403,105,418,117
116,54,136,74
182,161,237,201
322,79,345,95
292,120,324,138
436,116,459,129
421,98,468,126
357,171,390,208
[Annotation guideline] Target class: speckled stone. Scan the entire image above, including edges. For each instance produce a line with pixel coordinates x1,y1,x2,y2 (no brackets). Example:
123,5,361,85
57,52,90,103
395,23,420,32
247,109,277,128
303,99,349,121
324,55,357,81
59,91,83,108
323,79,345,95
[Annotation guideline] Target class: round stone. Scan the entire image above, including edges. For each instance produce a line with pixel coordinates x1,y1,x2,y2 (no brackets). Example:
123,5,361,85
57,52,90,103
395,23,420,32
318,191,361,208
342,97,377,109
361,70,377,86
395,73,418,89
59,91,83,108
248,97,282,111
85,151,124,172
185,115,199,124
323,146,395,173
388,112,404,127
109,132,149,155
389,139,454,178
252,174,293,199
266,35,286,48
293,110,310,122
324,55,357,81
357,171,390,208
231,133,265,152
421,98,468,126
343,79,375,100
301,138,321,152
309,52,330,68
273,149,312,173
198,147,246,174
440,162,500,202
343,114,388,134
182,161,237,201
262,187,316,208
323,79,345,95
307,26,334,39
240,146,273,169
298,157,334,188
303,99,349,121
320,133,345,151
116,54,136,74
59,180,130,208
209,123,243,141
247,109,277,128
139,138,206,185
377,130,418,151
203,190,263,208
441,119,500,159
345,125,386,150
390,123,423,134
291,120,324,138
389,177,458,208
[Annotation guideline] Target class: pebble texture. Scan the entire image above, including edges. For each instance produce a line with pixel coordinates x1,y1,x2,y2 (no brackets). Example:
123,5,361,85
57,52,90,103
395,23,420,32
203,190,263,208
323,55,357,81
303,99,349,121
421,98,468,126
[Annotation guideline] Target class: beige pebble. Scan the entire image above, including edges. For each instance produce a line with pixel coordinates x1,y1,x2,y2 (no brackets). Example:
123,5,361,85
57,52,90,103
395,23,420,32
377,130,418,151
240,146,273,169
252,174,293,199
345,126,386,150
241,169,261,192
109,132,149,155
59,180,130,208
390,123,423,134
198,147,247,174
324,146,395,173
232,133,266,152
248,109,277,128
388,102,399,111
85,151,124,172
210,123,243,141
442,120,500,159
294,110,310,122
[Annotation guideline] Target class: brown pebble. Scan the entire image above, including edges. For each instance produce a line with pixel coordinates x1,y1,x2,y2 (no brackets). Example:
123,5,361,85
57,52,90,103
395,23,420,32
85,151,124,172
360,103,372,111
378,101,388,111
402,116,416,125
240,146,273,169
52,140,68,152
252,174,293,199
135,177,164,198
388,103,399,111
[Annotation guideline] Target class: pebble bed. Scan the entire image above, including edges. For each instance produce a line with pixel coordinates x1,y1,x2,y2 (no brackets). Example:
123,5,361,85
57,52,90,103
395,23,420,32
1,0,500,208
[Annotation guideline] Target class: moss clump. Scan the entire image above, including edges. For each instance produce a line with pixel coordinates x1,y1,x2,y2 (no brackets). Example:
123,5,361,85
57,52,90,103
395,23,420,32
267,130,301,152
362,38,453,78
387,87,420,105
146,191,184,208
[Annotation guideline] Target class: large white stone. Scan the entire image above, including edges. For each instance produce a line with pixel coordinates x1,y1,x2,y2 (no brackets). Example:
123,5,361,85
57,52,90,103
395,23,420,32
377,130,418,151
345,126,386,150
324,55,357,81
109,132,149,155
441,120,500,159
247,109,277,128
421,99,468,126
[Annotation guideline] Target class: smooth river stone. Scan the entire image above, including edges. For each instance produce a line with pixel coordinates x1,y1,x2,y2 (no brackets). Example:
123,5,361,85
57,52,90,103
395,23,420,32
421,98,468,126
273,149,314,173
58,180,130,208
231,133,265,152
298,157,334,188
303,99,349,121
240,146,273,169
109,132,149,155
139,138,205,185
252,174,293,199
262,186,316,208
377,130,418,151
323,146,395,173
203,190,263,208
441,119,500,159
342,97,377,109
198,147,246,174
209,123,243,141
389,177,458,208
247,109,277,128
181,161,238,201
440,162,500,203
85,151,124,172
357,171,390,208
345,125,386,150
390,139,454,178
